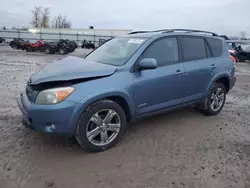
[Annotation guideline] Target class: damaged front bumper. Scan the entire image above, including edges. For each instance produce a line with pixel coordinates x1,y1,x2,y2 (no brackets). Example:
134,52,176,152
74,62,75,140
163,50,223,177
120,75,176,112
16,92,78,136
17,94,33,128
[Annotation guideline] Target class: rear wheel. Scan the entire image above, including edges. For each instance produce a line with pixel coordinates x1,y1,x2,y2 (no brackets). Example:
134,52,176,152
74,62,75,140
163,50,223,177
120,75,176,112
199,83,226,116
75,99,127,152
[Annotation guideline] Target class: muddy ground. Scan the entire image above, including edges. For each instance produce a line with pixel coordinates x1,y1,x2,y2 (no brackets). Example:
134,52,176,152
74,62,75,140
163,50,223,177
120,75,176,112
0,46,250,188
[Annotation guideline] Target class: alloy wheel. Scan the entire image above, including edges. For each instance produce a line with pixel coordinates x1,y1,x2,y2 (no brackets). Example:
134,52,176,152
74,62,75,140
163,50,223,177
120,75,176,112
210,87,225,111
86,109,121,146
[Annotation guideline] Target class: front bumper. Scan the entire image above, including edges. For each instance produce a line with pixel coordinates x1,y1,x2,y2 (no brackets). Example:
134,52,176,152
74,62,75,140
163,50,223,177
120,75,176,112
16,92,78,136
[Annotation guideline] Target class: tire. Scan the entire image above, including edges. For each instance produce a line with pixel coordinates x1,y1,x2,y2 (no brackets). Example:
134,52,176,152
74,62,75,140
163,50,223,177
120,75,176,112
58,48,66,55
75,99,127,152
200,83,226,116
12,44,18,50
26,47,32,52
44,46,51,54
239,55,247,62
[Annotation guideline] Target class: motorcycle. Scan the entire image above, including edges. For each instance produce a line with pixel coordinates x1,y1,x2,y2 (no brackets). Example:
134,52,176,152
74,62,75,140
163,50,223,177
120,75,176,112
81,40,95,49
25,40,45,52
9,38,30,50
43,39,76,55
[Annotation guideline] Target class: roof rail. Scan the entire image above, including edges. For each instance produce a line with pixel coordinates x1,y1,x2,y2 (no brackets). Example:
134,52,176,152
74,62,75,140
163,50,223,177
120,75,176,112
129,29,219,36
155,29,219,36
128,31,151,35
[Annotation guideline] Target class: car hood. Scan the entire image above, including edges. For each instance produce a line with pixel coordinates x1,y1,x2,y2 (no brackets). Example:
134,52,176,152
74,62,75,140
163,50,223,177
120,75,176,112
30,56,117,85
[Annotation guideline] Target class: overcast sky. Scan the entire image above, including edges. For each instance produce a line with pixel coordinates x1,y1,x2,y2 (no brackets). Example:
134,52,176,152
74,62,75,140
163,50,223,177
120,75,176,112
1,0,250,36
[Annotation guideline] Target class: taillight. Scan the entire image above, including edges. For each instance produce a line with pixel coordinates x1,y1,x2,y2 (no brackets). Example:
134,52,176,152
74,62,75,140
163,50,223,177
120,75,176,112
229,55,236,63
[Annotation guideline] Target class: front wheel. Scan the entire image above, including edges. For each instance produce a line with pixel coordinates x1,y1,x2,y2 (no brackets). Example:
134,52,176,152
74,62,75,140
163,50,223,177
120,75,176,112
12,44,19,50
75,100,127,152
44,46,51,54
200,83,226,116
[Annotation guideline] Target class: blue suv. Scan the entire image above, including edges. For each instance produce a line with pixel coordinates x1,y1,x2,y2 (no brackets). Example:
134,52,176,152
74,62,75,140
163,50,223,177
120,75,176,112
17,29,236,152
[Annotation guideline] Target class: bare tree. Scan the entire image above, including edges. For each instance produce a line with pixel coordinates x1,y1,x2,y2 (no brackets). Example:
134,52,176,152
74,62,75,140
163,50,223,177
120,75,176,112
31,6,72,28
31,6,42,27
61,16,71,28
52,15,71,28
52,15,61,28
40,7,50,28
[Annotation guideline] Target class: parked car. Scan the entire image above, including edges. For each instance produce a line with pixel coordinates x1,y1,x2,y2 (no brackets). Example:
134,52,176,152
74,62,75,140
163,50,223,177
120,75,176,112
17,29,236,152
9,38,29,50
25,40,45,52
0,37,5,44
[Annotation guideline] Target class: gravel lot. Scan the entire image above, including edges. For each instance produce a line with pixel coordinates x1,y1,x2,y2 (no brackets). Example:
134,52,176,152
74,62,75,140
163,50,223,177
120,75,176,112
0,46,250,188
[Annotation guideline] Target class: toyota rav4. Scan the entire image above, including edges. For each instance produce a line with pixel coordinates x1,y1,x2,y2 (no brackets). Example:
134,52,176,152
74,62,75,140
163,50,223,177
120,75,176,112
17,29,236,152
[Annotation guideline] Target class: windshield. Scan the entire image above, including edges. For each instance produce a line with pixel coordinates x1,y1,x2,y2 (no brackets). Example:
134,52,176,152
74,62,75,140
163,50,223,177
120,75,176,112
85,37,146,66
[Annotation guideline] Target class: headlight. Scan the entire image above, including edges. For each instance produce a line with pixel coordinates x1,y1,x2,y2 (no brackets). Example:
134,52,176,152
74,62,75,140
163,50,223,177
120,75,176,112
35,87,75,104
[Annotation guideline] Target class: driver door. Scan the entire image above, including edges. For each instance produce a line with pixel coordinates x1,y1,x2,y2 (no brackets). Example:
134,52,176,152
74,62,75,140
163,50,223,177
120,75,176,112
133,37,185,116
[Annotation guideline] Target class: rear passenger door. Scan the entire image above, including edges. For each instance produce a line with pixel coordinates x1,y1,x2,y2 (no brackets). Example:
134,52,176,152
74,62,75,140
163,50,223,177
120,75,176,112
180,36,214,104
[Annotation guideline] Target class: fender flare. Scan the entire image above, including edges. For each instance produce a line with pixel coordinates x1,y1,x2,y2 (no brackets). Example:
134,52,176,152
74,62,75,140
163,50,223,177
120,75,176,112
197,73,230,110
205,73,230,94
68,90,135,133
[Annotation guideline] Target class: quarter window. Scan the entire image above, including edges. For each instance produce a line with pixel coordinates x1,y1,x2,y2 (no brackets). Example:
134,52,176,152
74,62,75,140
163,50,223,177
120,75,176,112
206,38,222,57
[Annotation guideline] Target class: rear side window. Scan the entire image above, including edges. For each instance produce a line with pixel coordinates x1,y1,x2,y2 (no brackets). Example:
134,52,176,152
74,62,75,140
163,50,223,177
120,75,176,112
206,38,222,57
141,38,179,67
181,37,207,61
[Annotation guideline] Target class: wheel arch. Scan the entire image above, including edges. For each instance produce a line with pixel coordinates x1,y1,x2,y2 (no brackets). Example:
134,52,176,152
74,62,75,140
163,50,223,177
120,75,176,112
215,77,230,93
206,73,230,94
69,91,135,134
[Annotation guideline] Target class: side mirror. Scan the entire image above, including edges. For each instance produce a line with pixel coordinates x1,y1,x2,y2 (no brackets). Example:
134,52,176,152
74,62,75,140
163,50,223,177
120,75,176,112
138,58,157,70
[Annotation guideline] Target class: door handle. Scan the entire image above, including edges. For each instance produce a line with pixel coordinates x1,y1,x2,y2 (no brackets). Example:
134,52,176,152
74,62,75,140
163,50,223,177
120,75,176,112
174,70,182,75
211,64,216,69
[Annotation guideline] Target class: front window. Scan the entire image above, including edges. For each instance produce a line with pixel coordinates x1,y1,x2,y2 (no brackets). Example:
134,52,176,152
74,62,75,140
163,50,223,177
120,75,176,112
140,37,179,67
85,37,145,66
